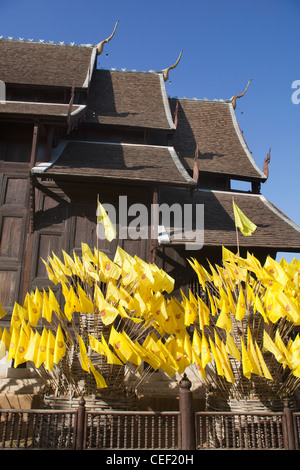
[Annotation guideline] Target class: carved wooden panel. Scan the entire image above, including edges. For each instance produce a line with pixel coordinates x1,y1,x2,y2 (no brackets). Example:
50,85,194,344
0,166,30,310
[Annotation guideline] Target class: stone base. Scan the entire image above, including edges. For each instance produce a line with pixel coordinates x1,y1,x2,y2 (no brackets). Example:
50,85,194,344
0,377,46,409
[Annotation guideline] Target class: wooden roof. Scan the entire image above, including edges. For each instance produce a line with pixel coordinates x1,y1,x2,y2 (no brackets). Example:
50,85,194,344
159,187,300,251
84,69,176,131
169,98,266,182
0,39,96,89
31,141,196,187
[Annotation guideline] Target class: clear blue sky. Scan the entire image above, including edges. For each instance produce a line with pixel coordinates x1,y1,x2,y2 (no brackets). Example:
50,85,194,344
1,0,299,261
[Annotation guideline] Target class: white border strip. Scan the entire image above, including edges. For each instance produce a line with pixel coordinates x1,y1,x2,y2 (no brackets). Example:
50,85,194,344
260,195,300,233
31,141,68,174
158,73,176,130
83,47,97,88
168,147,196,185
228,102,266,179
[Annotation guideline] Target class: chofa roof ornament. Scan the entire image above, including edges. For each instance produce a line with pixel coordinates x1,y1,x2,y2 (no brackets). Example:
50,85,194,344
231,78,253,109
96,20,119,56
263,148,271,179
162,50,183,82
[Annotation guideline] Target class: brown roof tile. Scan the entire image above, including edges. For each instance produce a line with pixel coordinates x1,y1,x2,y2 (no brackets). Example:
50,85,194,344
0,39,96,89
32,141,195,187
169,98,266,181
159,187,300,251
84,69,176,130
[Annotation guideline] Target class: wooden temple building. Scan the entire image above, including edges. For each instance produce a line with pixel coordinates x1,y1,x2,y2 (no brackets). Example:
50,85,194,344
0,29,300,356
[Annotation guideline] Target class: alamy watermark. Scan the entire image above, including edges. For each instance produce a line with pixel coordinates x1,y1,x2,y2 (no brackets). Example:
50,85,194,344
96,196,204,250
291,80,300,104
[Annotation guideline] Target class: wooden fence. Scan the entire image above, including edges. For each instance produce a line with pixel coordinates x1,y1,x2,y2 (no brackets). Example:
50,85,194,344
0,375,299,450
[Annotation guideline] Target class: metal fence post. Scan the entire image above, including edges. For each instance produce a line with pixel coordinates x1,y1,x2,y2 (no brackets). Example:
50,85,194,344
283,398,296,450
75,397,86,450
179,373,196,450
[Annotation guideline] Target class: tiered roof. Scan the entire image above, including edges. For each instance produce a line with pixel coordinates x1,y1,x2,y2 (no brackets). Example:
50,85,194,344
0,39,96,89
160,188,300,251
32,140,195,187
85,69,175,131
1,35,299,254
169,98,265,181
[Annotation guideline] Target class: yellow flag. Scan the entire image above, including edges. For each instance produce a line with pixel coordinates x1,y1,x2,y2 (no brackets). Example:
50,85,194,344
89,333,123,366
27,295,41,327
109,326,134,364
0,328,11,359
255,341,273,380
220,341,235,383
235,287,247,322
86,358,107,388
64,285,81,321
233,201,257,236
241,337,253,379
198,295,210,330
0,299,7,320
95,290,119,325
24,330,40,366
133,340,161,370
97,199,117,242
209,338,224,377
14,321,30,368
42,259,59,285
247,327,262,376
45,329,56,371
263,331,286,365
77,284,94,314
216,301,232,331
36,328,48,368
275,330,293,368
201,334,212,369
225,331,241,361
11,302,27,329
7,326,20,362
264,289,284,323
254,293,269,323
41,290,52,322
78,335,90,373
156,339,179,378
54,325,66,364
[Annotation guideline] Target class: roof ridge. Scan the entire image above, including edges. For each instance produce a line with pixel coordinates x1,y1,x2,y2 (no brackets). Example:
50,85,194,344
0,36,94,48
169,96,230,103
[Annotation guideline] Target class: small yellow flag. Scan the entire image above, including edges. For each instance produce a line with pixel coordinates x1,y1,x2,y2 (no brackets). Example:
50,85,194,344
233,201,257,236
97,199,117,242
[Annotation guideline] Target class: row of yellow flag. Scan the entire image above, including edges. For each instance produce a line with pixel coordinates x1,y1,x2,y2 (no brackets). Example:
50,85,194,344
0,241,300,389
0,321,66,371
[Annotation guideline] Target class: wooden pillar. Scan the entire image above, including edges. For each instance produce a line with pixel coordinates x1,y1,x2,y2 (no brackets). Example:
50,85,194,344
283,398,296,450
179,373,196,450
75,397,86,450
21,122,39,301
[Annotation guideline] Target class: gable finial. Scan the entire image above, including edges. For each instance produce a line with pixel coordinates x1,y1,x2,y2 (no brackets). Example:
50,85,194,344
231,79,253,109
263,148,271,179
162,50,182,82
97,20,119,56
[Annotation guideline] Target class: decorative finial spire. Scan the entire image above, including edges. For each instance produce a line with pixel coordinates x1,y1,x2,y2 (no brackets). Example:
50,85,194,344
96,20,119,56
263,148,271,179
162,50,182,82
231,79,253,109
